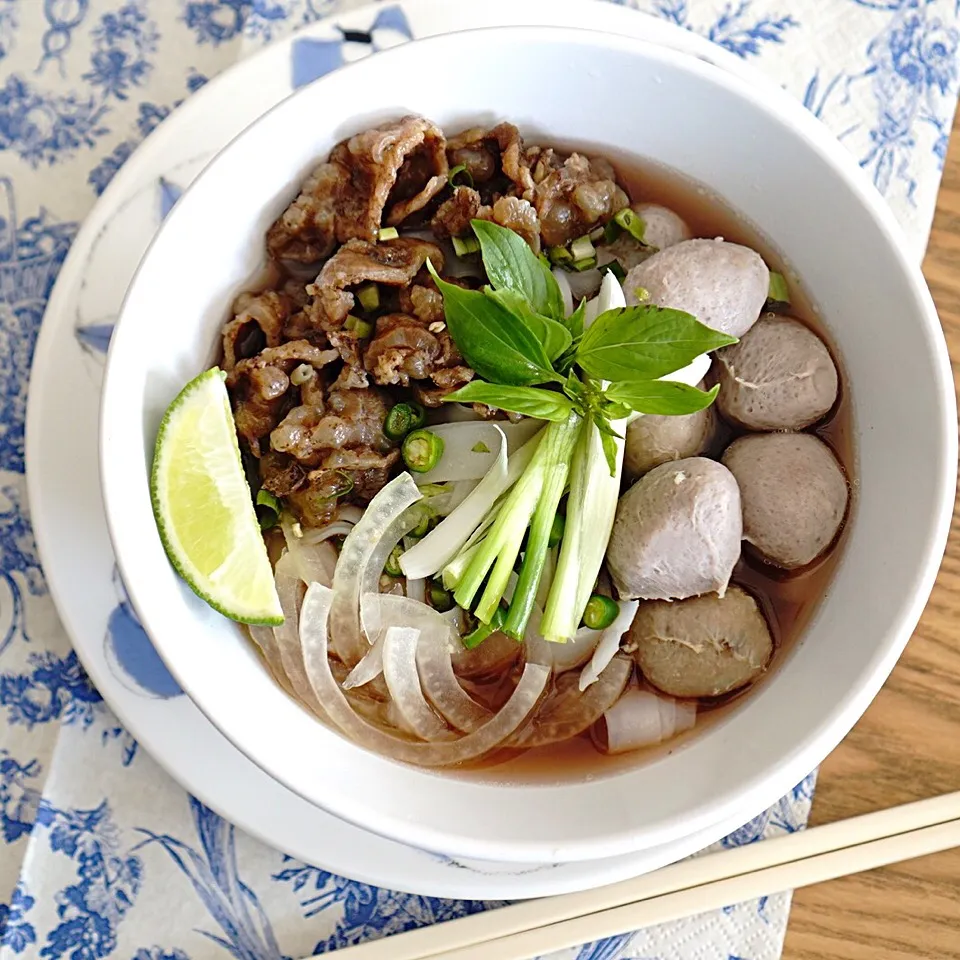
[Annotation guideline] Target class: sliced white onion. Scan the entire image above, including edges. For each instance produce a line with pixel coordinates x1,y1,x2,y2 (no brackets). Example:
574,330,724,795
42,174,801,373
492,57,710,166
552,267,573,317
281,516,339,585
300,582,549,765
414,423,507,484
579,599,639,690
248,625,297,699
337,504,365,524
400,426,543,581
550,626,602,673
382,625,453,741
341,633,386,690
359,509,421,645
510,655,632,748
330,473,422,666
273,553,325,716
361,593,488,731
300,521,356,546
597,687,697,755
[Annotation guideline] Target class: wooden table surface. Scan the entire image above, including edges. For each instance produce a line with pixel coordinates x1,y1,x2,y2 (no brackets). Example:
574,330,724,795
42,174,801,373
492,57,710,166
781,108,960,958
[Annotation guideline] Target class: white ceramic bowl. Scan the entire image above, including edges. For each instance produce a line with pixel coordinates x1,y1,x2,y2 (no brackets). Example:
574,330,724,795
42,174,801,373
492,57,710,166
100,26,956,864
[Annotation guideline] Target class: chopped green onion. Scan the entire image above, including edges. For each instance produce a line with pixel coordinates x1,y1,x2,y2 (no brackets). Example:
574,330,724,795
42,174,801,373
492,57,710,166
547,513,565,548
633,285,650,302
462,605,505,649
582,594,619,630
356,283,380,312
569,256,598,273
378,226,399,241
570,235,596,262
419,482,452,498
452,235,481,257
403,429,445,473
768,271,791,304
344,315,373,338
588,225,606,242
472,441,490,454
548,245,573,266
448,163,474,189
290,363,314,386
603,220,622,244
614,207,647,243
384,545,404,577
384,401,427,442
598,260,627,283
255,489,281,530
429,580,455,612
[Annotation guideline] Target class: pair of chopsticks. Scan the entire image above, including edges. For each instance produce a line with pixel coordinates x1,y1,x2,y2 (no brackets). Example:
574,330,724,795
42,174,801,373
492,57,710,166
309,791,960,960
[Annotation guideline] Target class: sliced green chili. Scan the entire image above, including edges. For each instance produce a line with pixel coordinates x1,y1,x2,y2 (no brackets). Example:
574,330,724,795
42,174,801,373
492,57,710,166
402,428,445,473
582,594,619,630
384,402,427,442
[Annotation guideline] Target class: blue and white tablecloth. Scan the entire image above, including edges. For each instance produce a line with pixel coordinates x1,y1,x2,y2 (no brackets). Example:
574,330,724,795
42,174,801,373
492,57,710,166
1,2,957,959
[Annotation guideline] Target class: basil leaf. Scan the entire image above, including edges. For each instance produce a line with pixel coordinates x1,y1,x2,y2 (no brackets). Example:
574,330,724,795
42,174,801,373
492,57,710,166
599,398,633,421
443,382,575,422
593,416,620,477
472,220,566,321
563,370,587,406
428,262,557,386
576,306,737,383
487,289,572,363
606,380,721,416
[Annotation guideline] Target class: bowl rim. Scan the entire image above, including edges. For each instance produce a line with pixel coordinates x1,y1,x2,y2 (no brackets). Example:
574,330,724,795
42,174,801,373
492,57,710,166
99,23,957,863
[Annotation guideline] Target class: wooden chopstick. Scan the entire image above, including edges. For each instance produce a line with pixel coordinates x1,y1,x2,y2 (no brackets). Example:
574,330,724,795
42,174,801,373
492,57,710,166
313,792,960,960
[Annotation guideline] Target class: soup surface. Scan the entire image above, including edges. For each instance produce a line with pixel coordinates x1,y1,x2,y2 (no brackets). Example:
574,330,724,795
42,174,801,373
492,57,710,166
204,116,854,780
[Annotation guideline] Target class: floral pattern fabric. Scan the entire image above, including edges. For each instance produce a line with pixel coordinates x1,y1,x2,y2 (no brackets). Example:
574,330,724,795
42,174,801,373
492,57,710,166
1,2,957,959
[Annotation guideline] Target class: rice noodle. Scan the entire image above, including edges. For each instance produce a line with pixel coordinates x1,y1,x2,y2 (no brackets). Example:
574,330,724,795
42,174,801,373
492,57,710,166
509,655,632,748
337,505,364,524
382,626,453,740
597,687,697,755
579,600,640,690
300,521,356,545
300,582,550,765
329,473,422,666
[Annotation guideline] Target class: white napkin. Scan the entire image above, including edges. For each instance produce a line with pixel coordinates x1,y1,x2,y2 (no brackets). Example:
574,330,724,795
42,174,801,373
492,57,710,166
1,2,956,959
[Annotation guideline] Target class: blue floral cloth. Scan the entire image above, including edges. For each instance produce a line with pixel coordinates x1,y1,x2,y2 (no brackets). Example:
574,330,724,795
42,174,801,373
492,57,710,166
1,2,957,960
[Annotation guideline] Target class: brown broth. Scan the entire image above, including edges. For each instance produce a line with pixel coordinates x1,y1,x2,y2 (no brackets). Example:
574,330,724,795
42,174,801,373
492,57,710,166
446,151,856,786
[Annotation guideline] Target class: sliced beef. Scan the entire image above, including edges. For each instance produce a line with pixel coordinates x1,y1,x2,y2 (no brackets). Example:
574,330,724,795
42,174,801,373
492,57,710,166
259,451,308,498
227,340,339,455
364,314,441,387
431,186,483,240
221,291,293,373
266,116,448,263
308,237,445,330
488,196,541,253
533,152,629,248
447,122,534,199
398,282,444,324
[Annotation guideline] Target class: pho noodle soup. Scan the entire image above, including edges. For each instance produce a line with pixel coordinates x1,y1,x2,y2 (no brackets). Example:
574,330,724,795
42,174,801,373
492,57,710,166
162,116,853,776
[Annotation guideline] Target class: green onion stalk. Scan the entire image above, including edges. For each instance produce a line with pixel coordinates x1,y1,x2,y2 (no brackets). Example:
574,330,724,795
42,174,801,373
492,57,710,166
450,410,582,641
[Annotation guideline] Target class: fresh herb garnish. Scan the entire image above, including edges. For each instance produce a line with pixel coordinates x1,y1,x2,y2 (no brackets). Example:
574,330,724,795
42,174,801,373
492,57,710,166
413,219,735,644
768,271,790,304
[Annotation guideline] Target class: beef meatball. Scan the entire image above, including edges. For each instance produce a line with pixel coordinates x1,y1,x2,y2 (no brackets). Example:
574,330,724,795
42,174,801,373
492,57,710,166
607,458,742,601
624,239,769,338
716,315,839,430
722,432,848,569
629,586,773,698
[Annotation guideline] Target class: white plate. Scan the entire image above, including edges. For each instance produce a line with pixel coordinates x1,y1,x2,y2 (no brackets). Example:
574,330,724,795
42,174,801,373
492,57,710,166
26,0,771,898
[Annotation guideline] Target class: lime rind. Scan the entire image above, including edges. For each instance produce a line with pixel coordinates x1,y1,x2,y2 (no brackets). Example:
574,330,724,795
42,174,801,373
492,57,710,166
150,367,283,625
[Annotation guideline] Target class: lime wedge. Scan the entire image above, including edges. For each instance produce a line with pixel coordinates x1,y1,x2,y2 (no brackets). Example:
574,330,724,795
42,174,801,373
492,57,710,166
150,368,283,625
